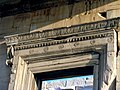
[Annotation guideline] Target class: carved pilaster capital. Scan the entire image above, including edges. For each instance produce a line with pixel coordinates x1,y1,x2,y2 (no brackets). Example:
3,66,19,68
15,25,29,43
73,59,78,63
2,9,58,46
6,46,14,67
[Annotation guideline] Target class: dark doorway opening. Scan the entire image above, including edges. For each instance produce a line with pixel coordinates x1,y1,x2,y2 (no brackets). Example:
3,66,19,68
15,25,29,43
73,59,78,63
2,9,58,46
34,66,94,90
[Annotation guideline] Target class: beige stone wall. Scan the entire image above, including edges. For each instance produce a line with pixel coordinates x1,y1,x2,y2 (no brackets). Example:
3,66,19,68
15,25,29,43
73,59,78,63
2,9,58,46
0,0,120,36
0,0,120,90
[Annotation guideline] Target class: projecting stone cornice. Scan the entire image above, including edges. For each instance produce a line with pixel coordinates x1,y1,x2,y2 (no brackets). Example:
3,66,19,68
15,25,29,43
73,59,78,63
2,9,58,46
4,17,120,46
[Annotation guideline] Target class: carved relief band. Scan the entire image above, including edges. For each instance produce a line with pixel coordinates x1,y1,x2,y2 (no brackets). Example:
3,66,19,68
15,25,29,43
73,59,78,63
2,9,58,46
5,17,120,45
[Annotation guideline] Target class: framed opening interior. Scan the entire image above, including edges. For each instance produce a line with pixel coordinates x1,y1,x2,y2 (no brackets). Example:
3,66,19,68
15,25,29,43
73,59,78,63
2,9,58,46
34,66,94,90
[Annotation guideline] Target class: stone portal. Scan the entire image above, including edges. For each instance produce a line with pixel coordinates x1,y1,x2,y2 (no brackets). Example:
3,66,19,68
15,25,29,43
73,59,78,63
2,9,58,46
5,18,119,90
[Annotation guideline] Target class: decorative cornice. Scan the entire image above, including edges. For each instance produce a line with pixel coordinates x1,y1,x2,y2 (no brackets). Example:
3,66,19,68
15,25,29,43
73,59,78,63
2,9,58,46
14,30,113,51
5,17,120,46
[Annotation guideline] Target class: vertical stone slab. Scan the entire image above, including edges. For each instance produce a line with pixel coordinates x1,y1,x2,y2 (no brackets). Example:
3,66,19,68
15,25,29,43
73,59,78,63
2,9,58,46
116,52,120,90
10,56,38,90
93,65,99,90
102,30,117,90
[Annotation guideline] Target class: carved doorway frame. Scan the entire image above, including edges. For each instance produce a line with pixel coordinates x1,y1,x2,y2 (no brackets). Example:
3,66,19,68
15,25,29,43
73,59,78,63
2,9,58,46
5,18,119,90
